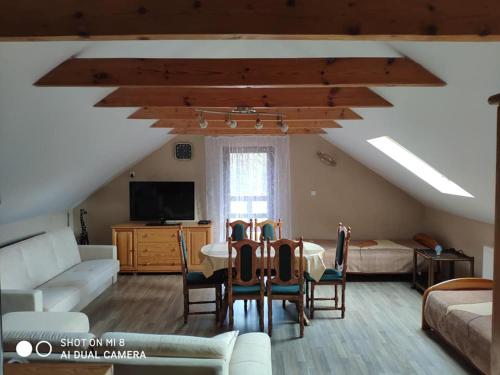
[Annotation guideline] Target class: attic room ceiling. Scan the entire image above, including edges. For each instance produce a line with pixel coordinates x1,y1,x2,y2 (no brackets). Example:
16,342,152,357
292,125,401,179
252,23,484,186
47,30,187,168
0,40,498,226
34,56,442,136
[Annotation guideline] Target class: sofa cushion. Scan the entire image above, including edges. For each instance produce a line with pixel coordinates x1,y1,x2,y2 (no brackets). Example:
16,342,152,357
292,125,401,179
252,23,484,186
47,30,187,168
0,230,80,291
0,244,33,290
229,333,272,375
99,331,239,360
38,259,118,311
47,228,81,271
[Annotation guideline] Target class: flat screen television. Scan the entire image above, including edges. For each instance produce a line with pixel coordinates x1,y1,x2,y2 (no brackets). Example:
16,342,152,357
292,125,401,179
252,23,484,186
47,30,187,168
129,181,195,221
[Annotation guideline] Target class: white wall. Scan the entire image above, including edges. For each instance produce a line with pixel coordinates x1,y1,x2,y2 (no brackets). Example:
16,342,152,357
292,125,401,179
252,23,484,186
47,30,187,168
0,211,71,247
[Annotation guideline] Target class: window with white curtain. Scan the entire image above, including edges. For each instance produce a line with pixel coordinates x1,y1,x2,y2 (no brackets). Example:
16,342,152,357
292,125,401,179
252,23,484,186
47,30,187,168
223,146,275,220
205,137,291,242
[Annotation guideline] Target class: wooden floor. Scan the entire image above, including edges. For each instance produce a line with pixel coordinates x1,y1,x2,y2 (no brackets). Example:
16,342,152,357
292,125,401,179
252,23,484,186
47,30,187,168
83,274,479,375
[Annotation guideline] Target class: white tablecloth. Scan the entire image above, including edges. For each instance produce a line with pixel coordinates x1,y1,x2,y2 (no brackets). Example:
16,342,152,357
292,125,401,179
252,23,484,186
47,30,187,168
200,241,327,281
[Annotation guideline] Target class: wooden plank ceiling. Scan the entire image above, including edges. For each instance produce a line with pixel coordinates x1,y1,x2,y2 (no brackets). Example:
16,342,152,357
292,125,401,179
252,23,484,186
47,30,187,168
35,56,444,135
35,58,444,87
2,1,500,41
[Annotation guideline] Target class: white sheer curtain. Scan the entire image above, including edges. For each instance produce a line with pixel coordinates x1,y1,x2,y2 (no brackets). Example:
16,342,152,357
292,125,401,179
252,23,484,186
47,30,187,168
205,136,292,242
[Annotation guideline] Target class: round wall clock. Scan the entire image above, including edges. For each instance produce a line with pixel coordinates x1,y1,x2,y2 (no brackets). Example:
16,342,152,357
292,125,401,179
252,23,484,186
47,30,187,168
175,143,193,160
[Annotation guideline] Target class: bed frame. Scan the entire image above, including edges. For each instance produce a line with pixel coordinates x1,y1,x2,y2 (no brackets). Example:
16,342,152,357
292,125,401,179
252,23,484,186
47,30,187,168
421,277,493,330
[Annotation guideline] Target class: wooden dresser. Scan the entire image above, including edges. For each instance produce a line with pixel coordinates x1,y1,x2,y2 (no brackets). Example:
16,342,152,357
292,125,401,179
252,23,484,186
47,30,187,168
111,223,212,273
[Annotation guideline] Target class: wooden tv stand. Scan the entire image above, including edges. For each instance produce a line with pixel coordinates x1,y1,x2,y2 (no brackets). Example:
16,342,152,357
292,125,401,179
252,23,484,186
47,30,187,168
112,222,212,273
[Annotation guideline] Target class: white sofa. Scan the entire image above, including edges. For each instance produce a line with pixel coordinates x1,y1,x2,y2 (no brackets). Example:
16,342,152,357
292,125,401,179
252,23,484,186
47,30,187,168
2,312,272,375
0,228,119,314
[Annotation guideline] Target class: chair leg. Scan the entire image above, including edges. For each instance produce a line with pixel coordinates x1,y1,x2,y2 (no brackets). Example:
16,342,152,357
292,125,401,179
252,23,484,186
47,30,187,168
268,297,273,337
244,300,248,312
282,300,286,309
310,283,315,319
183,288,189,324
305,281,309,308
218,289,228,328
229,297,234,330
215,285,222,324
335,284,338,309
341,284,346,319
259,297,264,332
299,299,304,338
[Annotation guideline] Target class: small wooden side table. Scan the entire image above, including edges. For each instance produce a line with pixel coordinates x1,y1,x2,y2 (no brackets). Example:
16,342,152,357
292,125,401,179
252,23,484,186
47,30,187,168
412,248,474,292
4,363,113,375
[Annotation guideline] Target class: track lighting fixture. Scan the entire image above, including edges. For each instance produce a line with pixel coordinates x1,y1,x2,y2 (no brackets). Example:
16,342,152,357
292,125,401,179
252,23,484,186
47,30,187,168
255,118,264,130
195,108,285,132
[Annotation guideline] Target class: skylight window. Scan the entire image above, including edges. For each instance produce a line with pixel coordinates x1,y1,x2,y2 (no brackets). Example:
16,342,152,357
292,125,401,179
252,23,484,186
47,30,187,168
367,136,473,198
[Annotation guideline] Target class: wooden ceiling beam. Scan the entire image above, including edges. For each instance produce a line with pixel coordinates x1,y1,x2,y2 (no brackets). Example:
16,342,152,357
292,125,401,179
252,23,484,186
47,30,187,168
151,120,342,129
130,107,362,120
96,87,392,108
169,128,326,136
2,1,500,41
35,57,444,87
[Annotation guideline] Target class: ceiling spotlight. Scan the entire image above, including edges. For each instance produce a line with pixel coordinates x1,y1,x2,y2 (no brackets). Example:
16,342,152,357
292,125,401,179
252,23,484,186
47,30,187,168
255,118,264,130
225,113,238,129
279,121,289,133
199,114,208,129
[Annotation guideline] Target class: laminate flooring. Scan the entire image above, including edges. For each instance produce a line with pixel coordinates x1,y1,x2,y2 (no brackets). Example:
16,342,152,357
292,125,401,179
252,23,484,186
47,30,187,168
83,274,479,375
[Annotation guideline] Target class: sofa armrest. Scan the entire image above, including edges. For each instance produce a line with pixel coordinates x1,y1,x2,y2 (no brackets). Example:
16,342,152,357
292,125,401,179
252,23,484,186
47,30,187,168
1,289,43,314
3,312,90,333
78,245,117,261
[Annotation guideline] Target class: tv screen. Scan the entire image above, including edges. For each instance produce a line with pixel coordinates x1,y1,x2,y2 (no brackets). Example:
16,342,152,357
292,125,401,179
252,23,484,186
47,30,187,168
130,181,195,221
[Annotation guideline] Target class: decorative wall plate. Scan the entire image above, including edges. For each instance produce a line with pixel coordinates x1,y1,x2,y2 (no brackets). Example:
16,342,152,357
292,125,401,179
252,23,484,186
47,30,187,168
175,143,192,160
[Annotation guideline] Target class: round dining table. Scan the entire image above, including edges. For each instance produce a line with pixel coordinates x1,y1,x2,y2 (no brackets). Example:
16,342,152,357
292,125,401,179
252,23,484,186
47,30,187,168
200,241,327,281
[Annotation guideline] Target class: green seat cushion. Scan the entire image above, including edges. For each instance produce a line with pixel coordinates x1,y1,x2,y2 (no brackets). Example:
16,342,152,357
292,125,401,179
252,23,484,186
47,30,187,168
187,271,223,285
261,223,276,241
232,284,262,294
270,284,300,295
306,268,342,282
231,223,246,241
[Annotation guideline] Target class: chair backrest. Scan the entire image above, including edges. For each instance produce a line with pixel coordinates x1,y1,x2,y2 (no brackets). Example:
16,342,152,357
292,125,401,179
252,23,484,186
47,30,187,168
177,228,189,277
254,219,282,241
335,223,351,277
226,219,253,241
228,239,264,288
267,238,303,286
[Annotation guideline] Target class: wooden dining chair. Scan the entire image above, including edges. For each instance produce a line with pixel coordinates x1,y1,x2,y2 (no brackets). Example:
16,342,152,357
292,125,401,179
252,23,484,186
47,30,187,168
253,219,282,241
226,219,253,241
178,228,223,324
266,238,305,337
306,223,351,319
226,238,265,331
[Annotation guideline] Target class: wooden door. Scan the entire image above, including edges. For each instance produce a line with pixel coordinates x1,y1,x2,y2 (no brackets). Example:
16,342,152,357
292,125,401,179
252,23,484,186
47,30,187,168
186,227,211,271
112,229,136,272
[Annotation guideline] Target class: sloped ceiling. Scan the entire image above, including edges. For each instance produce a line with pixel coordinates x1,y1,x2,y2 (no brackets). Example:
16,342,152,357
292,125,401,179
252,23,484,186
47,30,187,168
0,41,498,225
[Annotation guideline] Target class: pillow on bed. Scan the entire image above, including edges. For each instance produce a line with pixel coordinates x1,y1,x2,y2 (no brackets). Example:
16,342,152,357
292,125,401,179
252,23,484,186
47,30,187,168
413,233,443,252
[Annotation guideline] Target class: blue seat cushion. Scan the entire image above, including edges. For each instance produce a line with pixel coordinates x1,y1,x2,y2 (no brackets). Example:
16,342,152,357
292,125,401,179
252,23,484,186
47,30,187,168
261,223,276,240
232,284,262,294
232,223,246,241
187,271,224,285
306,268,342,282
270,284,300,295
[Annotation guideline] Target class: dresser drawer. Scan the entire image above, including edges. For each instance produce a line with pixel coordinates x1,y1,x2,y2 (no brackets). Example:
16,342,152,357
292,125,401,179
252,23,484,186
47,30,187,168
137,242,180,260
136,229,178,243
